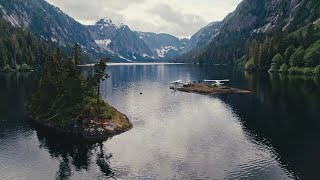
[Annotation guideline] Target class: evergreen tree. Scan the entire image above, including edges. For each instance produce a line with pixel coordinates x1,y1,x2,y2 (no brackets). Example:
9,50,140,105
284,45,296,64
72,43,81,66
269,53,284,72
290,47,305,67
94,58,110,105
0,40,8,68
304,24,315,48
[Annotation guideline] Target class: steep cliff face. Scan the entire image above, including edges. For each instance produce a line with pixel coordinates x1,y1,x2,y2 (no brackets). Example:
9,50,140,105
174,0,320,64
87,18,156,61
88,18,188,60
220,0,304,33
0,0,98,53
183,21,222,53
108,25,156,58
136,32,188,58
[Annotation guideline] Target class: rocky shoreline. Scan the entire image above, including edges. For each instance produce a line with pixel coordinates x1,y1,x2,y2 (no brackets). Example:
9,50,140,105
28,106,132,142
175,84,250,95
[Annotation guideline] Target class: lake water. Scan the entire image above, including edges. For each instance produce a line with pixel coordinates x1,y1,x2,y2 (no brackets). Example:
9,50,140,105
1,64,320,180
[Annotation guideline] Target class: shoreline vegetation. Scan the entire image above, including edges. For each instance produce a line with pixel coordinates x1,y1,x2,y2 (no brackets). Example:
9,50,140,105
26,44,132,142
174,83,250,95
243,22,320,78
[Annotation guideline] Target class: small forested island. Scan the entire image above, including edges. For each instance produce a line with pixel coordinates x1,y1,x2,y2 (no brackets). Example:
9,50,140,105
26,45,132,141
175,83,250,95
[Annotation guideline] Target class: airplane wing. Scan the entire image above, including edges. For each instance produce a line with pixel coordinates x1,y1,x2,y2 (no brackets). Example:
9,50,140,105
204,80,229,82
171,80,182,84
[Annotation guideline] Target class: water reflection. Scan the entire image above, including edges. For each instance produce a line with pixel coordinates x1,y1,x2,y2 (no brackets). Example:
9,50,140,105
1,66,320,179
31,122,114,179
0,73,33,135
221,72,320,180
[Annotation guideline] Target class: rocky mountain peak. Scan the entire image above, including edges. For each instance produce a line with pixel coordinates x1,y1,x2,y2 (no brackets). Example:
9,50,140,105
95,17,124,29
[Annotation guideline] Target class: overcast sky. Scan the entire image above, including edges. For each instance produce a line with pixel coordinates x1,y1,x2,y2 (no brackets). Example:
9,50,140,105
45,0,241,38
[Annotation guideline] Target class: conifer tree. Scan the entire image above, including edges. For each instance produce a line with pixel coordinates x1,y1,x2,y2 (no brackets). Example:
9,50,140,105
94,58,110,105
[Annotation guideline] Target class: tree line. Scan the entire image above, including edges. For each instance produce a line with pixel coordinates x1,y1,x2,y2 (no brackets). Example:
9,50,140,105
27,43,112,129
0,20,54,72
244,23,320,76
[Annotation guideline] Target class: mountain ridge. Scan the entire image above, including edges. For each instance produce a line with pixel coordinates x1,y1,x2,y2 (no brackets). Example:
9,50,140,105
87,17,189,61
172,0,320,64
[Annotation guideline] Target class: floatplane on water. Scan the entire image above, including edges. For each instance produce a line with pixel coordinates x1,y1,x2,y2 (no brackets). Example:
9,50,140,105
170,79,230,89
170,80,186,89
203,79,230,86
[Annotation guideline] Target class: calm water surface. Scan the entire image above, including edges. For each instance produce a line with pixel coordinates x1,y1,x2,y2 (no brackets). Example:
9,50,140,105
1,64,320,180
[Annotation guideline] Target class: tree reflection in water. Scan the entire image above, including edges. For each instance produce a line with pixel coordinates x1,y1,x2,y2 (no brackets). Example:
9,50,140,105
30,122,114,179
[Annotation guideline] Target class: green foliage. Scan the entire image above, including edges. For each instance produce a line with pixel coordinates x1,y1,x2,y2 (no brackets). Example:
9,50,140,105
303,24,316,48
27,46,112,129
245,58,256,72
269,53,284,72
279,63,289,74
303,67,313,76
244,18,320,76
171,0,320,67
269,64,279,73
93,58,110,105
72,44,82,67
0,20,52,72
2,64,13,72
304,40,320,67
290,47,305,67
284,45,295,64
19,63,32,72
288,67,304,75
313,65,320,76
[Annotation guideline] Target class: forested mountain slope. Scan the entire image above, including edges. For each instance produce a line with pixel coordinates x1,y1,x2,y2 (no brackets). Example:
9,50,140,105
0,20,53,72
172,0,320,67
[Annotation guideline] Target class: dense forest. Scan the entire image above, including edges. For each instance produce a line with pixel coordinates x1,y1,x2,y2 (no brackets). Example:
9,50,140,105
245,22,320,76
171,0,320,77
26,45,132,137
27,45,114,129
0,20,92,72
0,20,53,72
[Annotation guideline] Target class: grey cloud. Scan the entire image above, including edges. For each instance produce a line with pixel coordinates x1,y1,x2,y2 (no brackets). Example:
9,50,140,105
147,4,208,37
45,0,240,37
47,0,143,23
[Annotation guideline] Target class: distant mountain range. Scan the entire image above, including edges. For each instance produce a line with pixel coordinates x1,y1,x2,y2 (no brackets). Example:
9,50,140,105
0,0,209,62
87,18,190,61
3,0,316,66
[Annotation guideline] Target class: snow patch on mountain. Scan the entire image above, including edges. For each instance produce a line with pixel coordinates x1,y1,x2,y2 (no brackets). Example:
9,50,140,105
51,37,57,43
97,18,124,30
156,46,178,58
95,39,112,46
119,55,132,62
142,53,155,59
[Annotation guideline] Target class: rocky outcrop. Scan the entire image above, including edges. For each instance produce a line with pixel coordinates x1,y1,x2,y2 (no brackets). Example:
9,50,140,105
82,112,132,140
28,105,132,142
182,21,222,53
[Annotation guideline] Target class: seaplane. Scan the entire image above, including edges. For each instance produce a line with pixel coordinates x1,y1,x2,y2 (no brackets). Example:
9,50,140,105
170,80,186,89
203,79,230,86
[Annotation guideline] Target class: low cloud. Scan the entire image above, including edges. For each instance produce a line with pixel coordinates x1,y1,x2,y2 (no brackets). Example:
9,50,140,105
45,0,241,38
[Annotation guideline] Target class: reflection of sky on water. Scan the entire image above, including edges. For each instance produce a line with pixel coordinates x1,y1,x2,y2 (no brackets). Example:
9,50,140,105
3,64,318,179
